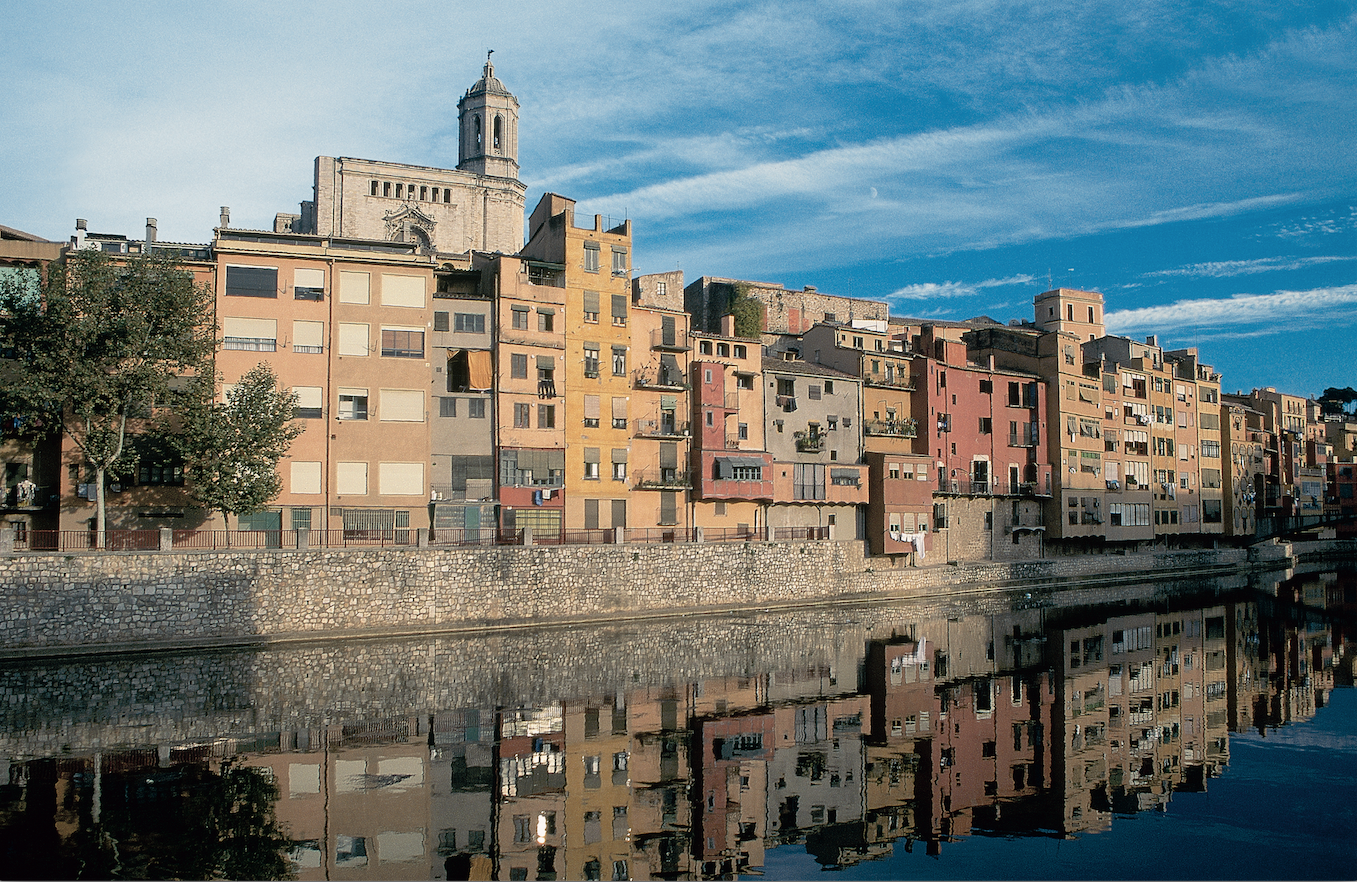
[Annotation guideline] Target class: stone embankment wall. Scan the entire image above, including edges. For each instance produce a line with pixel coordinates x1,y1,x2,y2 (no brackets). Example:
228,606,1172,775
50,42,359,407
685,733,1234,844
0,537,1320,656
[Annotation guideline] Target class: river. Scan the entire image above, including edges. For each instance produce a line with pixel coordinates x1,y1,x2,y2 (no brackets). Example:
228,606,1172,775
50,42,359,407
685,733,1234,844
0,565,1353,880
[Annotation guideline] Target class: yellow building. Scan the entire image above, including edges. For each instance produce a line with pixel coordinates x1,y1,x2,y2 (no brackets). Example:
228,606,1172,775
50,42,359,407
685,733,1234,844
518,193,634,532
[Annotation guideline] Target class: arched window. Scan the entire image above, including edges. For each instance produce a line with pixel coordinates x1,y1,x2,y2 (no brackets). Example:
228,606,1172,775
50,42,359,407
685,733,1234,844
494,115,503,151
474,115,482,150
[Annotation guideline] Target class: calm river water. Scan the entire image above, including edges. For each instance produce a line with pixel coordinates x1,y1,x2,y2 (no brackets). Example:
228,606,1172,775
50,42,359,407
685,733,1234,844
1,565,1353,881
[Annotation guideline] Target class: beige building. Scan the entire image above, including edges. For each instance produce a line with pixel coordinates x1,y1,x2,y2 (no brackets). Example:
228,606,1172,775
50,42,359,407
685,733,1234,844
213,227,438,536
277,56,526,257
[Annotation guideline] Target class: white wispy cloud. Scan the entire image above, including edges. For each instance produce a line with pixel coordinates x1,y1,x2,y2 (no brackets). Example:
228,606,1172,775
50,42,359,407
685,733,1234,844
1144,255,1356,279
887,275,1035,301
1105,284,1357,335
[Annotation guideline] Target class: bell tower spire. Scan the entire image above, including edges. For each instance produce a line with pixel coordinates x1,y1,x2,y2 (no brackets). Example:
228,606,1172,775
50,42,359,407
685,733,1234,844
458,51,520,181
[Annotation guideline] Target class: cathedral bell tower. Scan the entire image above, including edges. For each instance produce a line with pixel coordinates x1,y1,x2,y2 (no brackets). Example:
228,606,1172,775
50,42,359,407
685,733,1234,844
458,51,520,181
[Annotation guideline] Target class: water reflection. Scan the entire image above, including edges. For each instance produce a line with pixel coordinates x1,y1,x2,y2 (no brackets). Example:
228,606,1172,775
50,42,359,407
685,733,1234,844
0,567,1353,880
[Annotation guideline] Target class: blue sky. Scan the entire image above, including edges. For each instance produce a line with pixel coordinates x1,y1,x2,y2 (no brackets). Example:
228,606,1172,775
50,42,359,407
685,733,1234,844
2,1,1354,395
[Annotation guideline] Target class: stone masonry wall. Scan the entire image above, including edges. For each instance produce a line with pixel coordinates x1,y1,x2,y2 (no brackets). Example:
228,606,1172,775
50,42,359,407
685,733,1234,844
0,539,1276,654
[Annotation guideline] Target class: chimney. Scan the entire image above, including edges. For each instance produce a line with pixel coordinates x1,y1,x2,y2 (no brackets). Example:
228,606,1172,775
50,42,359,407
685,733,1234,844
219,206,230,229
145,218,157,248
74,218,87,249
1145,334,1158,347
720,314,735,336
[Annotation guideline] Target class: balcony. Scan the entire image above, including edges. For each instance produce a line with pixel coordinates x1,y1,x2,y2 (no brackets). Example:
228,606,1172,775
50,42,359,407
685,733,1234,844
650,328,691,351
864,418,917,438
794,430,825,453
634,469,693,490
937,479,1050,497
3,483,55,510
864,374,915,390
725,434,744,449
1008,431,1038,448
634,418,690,438
633,369,688,391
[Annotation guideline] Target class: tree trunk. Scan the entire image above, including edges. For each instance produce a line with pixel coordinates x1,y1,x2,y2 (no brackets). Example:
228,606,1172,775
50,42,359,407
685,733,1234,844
94,464,106,549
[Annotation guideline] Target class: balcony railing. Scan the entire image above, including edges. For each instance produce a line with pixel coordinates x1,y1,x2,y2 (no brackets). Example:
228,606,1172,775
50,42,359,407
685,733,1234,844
650,328,691,351
864,375,915,390
632,370,688,391
864,418,917,438
7,522,840,552
725,434,745,449
634,418,690,438
794,431,825,453
1008,432,1038,448
633,469,693,490
937,479,1049,497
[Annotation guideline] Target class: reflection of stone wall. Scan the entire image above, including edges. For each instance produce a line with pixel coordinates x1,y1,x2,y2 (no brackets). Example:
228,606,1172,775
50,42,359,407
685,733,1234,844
0,570,1275,758
0,542,1276,654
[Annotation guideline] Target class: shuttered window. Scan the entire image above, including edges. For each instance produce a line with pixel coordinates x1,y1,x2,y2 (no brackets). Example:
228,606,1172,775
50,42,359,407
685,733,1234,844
380,389,424,422
380,273,425,307
338,271,369,304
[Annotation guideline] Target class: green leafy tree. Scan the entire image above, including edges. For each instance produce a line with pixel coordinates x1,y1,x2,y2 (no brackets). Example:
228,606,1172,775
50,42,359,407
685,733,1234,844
1318,386,1357,415
173,363,301,530
0,249,216,542
727,282,765,339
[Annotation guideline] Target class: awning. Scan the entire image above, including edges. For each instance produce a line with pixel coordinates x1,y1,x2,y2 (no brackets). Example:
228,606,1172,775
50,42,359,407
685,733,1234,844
583,447,600,464
537,355,556,370
467,349,492,391
719,456,766,469
611,396,628,418
611,448,629,463
830,468,858,480
660,395,677,411
584,395,601,420
659,443,678,469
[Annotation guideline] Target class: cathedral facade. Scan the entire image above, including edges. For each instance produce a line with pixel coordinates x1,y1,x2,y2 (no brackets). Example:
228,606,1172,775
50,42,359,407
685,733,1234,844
275,55,526,256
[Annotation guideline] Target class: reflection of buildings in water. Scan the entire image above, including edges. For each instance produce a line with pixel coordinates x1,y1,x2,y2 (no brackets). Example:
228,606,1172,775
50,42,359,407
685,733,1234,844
3,581,1353,879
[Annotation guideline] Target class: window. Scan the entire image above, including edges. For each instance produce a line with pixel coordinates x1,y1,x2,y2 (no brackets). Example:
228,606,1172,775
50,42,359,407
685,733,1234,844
808,385,822,400
612,396,628,429
379,461,424,496
736,374,753,390
583,290,599,323
467,398,485,419
611,294,627,326
738,423,748,440
380,389,424,422
222,317,277,351
381,328,424,358
979,379,993,394
612,346,627,376
293,320,324,353
612,247,627,276
338,323,369,356
511,353,528,379
294,268,324,300
979,417,992,434
612,461,627,481
511,307,529,330
584,394,600,428
794,463,825,500
293,386,323,419
225,265,277,298
337,462,368,496
538,404,555,428
440,397,457,417
454,313,485,333
584,448,600,479
824,381,833,394
338,389,368,421
584,344,600,377
538,309,554,332
583,241,600,273
380,274,424,308
514,403,531,428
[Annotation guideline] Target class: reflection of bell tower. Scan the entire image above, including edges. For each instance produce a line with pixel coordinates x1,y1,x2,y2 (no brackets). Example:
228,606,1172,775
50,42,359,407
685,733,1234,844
458,51,520,181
